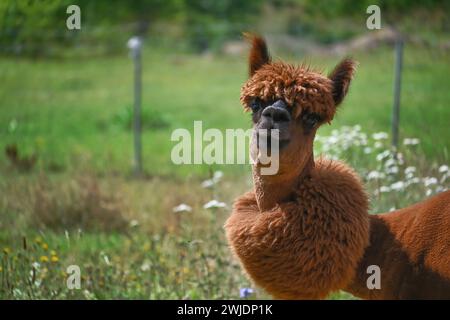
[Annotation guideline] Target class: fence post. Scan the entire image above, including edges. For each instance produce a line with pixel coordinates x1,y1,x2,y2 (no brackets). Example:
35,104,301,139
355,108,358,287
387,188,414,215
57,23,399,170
127,36,143,176
391,36,403,152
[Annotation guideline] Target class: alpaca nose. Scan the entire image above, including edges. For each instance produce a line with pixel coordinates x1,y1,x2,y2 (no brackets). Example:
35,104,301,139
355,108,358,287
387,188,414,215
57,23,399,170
262,100,291,123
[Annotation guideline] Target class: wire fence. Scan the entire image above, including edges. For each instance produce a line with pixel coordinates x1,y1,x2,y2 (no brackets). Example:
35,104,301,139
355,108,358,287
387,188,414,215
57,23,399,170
1,17,449,58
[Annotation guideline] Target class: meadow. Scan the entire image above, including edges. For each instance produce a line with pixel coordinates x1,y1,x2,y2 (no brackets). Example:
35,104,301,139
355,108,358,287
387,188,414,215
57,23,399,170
0,44,449,299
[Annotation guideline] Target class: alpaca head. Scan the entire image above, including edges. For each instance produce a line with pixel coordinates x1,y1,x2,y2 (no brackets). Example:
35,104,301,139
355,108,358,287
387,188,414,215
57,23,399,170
241,34,357,177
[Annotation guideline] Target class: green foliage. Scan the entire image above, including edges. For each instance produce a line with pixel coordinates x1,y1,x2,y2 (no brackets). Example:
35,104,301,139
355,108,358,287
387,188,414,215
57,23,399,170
0,0,263,56
111,106,171,131
0,0,69,56
296,0,448,17
1,0,448,56
181,0,262,52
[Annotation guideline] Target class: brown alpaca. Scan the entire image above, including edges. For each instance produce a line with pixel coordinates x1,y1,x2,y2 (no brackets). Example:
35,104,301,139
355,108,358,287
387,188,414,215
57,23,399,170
224,34,450,299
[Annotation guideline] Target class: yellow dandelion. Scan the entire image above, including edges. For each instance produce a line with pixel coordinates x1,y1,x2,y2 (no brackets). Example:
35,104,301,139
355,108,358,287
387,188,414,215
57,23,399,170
50,250,57,256
34,236,42,244
40,255,49,263
128,274,137,281
41,243,48,250
3,247,11,254
183,267,190,274
51,256,59,263
0,266,3,272
142,242,151,252
41,267,49,275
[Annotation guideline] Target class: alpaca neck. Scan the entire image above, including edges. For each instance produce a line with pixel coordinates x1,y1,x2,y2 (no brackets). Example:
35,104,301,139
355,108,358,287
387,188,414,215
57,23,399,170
252,154,315,212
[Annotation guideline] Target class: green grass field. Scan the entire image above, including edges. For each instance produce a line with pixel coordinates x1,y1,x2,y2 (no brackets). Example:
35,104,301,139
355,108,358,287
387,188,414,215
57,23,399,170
1,45,449,175
0,45,449,299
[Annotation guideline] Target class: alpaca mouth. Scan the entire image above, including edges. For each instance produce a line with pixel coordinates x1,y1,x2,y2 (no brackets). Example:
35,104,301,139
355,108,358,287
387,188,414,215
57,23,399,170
256,132,290,151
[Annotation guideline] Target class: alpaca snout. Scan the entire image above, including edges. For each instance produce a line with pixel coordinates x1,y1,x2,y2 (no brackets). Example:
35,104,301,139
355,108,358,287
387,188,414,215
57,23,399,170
262,100,291,124
258,100,291,146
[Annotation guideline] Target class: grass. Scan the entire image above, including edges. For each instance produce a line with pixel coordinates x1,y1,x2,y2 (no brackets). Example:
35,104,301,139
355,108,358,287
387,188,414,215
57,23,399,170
0,44,449,299
1,45,449,176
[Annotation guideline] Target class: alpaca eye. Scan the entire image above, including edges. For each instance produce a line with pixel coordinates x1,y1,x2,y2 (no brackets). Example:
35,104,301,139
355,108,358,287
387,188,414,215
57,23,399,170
250,98,262,113
302,113,321,129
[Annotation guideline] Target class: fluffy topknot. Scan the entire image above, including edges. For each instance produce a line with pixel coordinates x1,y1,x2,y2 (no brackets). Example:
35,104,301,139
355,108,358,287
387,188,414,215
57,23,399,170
241,34,357,122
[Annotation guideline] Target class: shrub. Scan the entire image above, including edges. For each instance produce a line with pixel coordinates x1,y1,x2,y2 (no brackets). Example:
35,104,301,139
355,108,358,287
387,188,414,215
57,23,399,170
30,173,129,232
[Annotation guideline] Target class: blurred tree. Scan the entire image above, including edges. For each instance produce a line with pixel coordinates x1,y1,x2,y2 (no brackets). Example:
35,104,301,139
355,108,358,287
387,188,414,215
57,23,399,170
0,0,447,57
181,0,263,52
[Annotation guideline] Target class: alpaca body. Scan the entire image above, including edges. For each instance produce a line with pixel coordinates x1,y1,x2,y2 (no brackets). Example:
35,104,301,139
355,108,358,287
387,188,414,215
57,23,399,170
227,33,450,299
226,159,450,299
225,158,370,299
346,190,450,299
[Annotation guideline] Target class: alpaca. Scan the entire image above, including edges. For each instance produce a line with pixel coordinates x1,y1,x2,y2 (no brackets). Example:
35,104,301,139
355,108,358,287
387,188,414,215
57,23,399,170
224,34,450,299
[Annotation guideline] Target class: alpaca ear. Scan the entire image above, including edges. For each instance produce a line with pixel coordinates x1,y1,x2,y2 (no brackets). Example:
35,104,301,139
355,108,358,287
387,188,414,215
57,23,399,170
244,33,271,77
328,58,357,106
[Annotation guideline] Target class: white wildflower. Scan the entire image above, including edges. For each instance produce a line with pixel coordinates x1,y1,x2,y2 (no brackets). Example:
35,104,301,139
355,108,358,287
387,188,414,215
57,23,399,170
203,200,227,209
403,138,420,146
408,177,420,184
372,132,388,140
364,147,372,154
426,189,433,196
386,166,399,175
439,165,449,173
13,289,23,298
367,171,384,180
376,150,391,161
83,289,96,300
102,253,110,266
201,170,224,188
396,152,405,165
384,158,396,168
390,181,405,191
201,179,214,188
374,141,383,149
140,260,151,272
213,170,223,181
423,177,438,187
379,186,391,193
129,219,139,228
405,166,416,179
327,136,339,144
404,166,416,175
173,203,192,213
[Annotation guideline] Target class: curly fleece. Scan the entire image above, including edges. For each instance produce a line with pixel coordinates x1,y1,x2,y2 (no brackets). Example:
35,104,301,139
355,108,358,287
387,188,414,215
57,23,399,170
225,158,370,299
225,34,450,299
240,62,336,122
